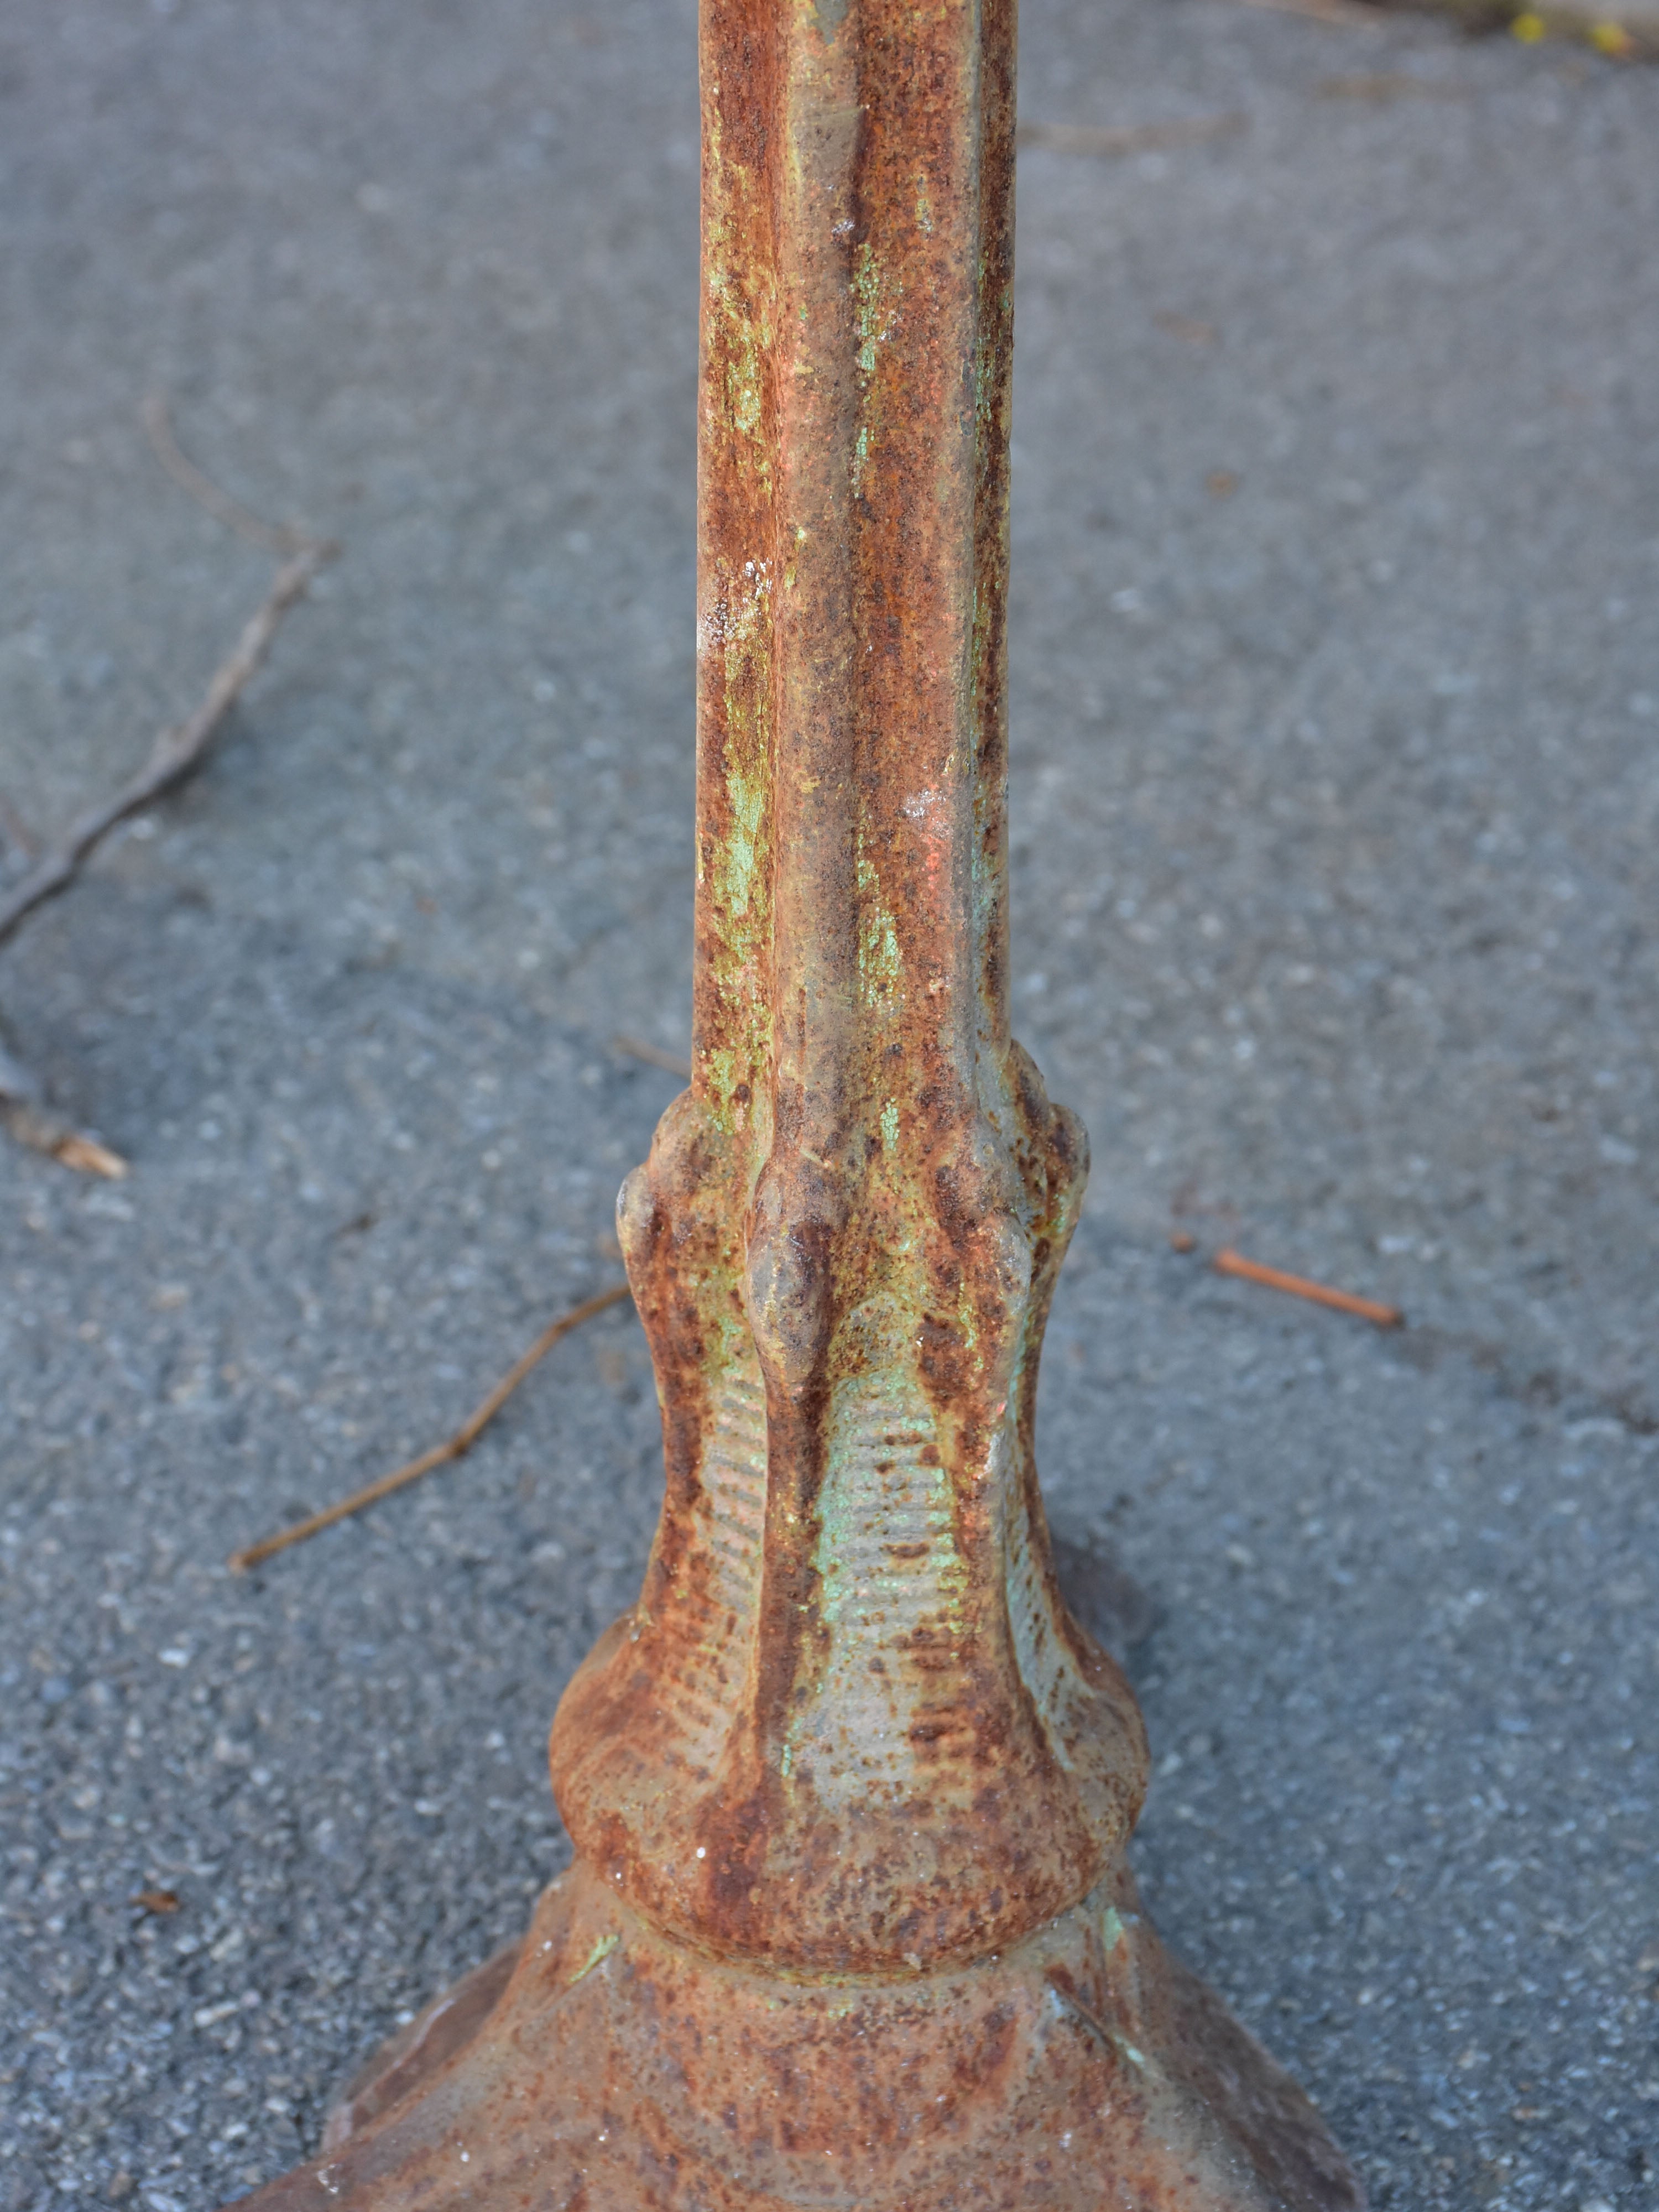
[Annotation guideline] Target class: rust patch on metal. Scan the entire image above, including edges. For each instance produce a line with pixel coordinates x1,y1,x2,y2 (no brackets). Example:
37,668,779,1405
230,3,1365,2204
553,0,1139,1982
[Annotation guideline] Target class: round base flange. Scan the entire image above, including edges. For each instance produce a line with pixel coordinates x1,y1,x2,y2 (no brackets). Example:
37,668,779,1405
228,1858,1364,2211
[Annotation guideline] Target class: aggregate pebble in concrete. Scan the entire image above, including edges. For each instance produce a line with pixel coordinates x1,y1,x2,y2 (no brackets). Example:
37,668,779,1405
1,3,1655,2210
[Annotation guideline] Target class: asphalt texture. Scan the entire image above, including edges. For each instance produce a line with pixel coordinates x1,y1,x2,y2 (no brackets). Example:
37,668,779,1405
1,2,1656,2208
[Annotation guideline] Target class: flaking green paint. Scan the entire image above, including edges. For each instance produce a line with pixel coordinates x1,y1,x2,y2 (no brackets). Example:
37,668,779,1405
566,1933,619,1989
856,843,903,1006
954,1276,982,1367
722,764,766,921
852,242,899,378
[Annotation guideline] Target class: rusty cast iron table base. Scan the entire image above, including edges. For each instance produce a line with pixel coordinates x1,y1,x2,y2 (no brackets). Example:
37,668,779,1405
228,2,1367,2201
236,1845,1360,2211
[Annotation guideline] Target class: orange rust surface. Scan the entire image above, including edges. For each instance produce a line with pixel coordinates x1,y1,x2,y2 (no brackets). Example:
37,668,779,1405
228,4,1364,2204
552,0,1141,1981
249,1861,1361,2211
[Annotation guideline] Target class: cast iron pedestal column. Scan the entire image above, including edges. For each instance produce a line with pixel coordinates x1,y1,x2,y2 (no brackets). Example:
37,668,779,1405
237,3,1364,2205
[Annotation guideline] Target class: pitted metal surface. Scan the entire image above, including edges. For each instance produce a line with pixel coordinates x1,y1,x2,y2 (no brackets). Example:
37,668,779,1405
229,3,1361,2204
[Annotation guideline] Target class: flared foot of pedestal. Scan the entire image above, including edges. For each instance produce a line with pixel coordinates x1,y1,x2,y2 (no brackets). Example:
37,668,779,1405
229,1859,1363,2212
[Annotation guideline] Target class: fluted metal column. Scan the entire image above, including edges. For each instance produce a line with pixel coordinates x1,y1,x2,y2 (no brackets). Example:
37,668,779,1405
551,0,1141,1979
234,5,1363,2205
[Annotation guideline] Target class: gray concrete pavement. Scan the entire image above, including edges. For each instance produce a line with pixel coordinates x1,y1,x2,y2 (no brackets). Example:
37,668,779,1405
1,3,1655,2208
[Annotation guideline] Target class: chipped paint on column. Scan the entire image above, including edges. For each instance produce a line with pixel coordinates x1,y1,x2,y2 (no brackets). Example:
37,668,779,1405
550,0,1146,1975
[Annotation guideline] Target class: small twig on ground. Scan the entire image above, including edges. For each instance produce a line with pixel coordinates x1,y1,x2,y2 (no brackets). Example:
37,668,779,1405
1232,0,1381,23
0,790,39,863
612,1034,693,1079
0,541,335,954
129,1888,181,1916
1316,70,1467,96
1213,1246,1403,1328
141,391,307,557
0,395,335,1173
1154,312,1219,347
228,1282,633,1573
0,1040,127,1177
1016,114,1245,158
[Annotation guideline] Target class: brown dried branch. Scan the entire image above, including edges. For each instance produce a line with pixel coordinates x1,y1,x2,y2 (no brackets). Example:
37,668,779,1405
1016,114,1246,158
1316,71,1467,97
0,1040,127,1177
1213,1246,1403,1328
228,1282,633,1573
129,1888,181,1916
0,398,335,1170
0,790,39,862
1232,0,1380,23
141,390,307,556
611,1034,692,1078
0,540,334,953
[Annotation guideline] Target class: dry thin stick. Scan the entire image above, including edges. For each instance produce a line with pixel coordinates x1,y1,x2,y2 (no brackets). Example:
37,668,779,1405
612,1034,693,1079
142,391,305,556
0,541,334,952
1214,1247,1402,1328
0,1039,128,1177
1316,71,1466,97
1016,113,1246,158
1231,0,1380,24
0,399,333,1171
228,1282,633,1573
0,790,39,862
